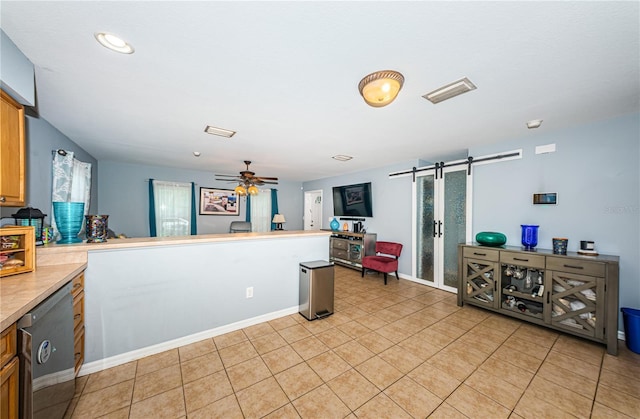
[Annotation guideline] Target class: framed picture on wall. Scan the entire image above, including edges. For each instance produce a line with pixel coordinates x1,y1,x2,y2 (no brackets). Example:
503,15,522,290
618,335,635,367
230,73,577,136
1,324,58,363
199,188,239,215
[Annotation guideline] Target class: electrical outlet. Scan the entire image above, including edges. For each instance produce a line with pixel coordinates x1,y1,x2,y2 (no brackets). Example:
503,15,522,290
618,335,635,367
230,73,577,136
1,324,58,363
246,287,253,299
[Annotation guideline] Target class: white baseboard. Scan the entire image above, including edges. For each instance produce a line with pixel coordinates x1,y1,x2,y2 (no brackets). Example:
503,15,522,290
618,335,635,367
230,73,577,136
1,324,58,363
78,305,300,376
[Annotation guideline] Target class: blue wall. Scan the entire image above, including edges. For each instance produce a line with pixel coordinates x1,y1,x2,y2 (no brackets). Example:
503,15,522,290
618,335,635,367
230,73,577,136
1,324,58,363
0,114,99,222
98,160,304,237
302,113,639,333
303,160,416,276
470,112,639,328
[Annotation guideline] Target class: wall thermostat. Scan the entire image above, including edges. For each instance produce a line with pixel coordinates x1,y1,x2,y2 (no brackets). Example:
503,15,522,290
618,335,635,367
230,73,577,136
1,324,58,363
533,193,557,205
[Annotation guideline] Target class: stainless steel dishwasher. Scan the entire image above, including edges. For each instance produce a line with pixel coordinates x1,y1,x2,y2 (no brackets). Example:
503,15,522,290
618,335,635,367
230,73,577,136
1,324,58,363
18,281,75,419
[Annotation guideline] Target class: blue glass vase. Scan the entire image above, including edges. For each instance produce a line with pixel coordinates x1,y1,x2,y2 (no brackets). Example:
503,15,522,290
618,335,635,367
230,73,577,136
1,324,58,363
521,224,539,250
330,218,340,231
53,202,85,244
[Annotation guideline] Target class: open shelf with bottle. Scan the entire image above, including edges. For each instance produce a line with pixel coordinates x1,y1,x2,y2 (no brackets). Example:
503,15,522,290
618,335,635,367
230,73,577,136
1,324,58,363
0,226,36,277
458,243,620,355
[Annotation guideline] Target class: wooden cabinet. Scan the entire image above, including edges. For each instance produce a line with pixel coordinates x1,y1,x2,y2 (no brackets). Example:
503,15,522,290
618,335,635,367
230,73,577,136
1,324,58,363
0,226,36,277
0,324,18,419
458,244,619,355
329,231,376,270
0,89,26,207
71,272,85,375
460,247,500,309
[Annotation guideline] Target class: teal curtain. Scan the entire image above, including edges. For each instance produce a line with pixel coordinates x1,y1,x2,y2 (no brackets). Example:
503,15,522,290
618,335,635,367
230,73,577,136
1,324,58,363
190,182,197,235
148,178,157,237
270,189,279,230
245,196,251,222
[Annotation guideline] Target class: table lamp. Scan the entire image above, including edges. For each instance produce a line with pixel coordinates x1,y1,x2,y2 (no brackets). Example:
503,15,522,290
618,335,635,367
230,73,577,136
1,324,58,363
272,214,286,230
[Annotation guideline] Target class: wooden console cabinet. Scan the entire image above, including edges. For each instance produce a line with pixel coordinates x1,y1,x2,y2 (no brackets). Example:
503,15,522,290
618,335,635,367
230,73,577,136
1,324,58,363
329,231,376,270
458,243,619,355
0,89,26,207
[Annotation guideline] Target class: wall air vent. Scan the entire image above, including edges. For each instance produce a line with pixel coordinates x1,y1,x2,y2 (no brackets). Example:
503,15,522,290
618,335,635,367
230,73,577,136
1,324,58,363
422,77,477,104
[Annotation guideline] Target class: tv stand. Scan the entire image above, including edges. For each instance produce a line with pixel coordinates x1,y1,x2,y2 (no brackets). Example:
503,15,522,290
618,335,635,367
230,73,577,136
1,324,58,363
327,231,376,270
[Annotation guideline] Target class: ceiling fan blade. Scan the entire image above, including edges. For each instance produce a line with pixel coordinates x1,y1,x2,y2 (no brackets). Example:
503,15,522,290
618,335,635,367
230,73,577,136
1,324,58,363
260,181,279,185
254,176,278,181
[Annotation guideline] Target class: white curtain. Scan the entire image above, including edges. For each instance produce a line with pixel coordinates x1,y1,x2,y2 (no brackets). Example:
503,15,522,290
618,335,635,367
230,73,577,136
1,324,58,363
152,180,192,237
51,151,92,231
250,189,272,232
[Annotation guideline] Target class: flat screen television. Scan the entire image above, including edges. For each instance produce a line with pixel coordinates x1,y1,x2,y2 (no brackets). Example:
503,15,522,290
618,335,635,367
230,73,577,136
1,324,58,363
332,182,373,217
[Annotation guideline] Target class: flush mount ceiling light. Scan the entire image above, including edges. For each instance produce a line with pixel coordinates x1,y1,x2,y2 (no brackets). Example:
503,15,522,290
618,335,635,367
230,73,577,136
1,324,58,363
204,125,236,138
94,32,134,54
423,77,477,104
332,155,353,161
527,119,543,129
358,70,404,107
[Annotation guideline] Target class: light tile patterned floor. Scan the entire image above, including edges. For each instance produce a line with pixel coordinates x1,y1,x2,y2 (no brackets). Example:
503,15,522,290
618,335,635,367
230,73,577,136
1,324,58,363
65,266,640,418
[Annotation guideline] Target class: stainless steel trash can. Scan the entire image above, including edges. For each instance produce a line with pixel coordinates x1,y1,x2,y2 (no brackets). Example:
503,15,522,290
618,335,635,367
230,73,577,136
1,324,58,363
299,260,334,321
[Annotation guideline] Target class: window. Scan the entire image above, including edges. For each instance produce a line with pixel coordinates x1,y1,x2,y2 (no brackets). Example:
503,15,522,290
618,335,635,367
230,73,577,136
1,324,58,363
250,190,272,232
150,180,195,237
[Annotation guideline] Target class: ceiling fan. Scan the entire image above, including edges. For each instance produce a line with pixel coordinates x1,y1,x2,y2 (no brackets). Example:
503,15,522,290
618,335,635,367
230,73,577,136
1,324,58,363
215,160,278,196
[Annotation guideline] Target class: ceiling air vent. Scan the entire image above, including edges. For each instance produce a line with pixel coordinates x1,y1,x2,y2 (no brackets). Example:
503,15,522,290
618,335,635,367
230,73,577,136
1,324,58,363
422,77,477,104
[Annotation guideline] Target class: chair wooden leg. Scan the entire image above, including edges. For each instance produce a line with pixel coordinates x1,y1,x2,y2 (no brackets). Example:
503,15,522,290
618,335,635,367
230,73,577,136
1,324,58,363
383,272,387,285
361,267,365,277
395,271,399,280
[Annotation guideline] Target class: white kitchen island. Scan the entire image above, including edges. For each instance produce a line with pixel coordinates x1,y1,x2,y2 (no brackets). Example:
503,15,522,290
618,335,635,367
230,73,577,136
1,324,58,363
37,230,330,375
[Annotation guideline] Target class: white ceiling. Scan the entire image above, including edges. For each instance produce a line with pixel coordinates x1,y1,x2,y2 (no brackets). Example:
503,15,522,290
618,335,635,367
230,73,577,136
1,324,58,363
1,1,638,182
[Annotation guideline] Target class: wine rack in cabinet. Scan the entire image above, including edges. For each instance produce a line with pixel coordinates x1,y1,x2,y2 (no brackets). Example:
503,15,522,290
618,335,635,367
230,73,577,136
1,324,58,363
458,244,620,355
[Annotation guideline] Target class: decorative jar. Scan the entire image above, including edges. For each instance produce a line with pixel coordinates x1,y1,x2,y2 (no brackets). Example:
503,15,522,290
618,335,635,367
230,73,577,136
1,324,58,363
330,218,340,231
521,225,539,250
85,215,109,243
53,202,85,244
552,238,568,255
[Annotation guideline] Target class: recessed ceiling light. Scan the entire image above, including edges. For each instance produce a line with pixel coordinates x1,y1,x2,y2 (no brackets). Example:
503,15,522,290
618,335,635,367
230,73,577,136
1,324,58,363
423,77,476,104
204,125,236,138
193,151,201,157
527,119,543,129
94,32,135,54
332,155,353,161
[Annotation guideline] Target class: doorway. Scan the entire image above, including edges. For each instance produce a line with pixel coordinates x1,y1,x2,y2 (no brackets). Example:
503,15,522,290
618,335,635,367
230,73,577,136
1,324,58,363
304,190,323,230
414,166,472,292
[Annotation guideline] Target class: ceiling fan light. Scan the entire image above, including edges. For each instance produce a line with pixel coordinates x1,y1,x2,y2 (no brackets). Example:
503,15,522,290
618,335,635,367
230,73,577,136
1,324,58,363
358,70,404,107
247,185,259,195
234,185,247,196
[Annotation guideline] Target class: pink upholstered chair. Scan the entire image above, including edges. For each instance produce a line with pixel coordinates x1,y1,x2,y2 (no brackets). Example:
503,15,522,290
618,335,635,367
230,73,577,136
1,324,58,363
361,241,403,285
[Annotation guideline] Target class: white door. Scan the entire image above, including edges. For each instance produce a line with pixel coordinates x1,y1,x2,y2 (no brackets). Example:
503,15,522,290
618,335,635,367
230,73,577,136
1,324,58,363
413,165,472,292
304,190,322,230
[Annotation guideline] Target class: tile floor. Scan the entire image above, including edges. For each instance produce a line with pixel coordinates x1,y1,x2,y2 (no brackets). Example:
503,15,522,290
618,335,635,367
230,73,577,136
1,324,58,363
65,266,640,418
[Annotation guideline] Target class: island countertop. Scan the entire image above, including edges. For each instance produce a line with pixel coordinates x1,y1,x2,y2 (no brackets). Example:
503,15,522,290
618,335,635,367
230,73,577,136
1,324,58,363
2,230,330,331
35,229,331,265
